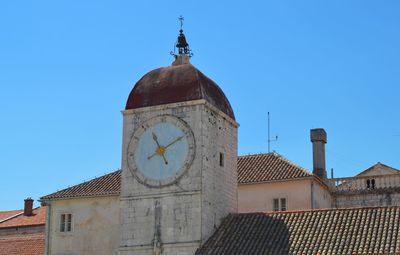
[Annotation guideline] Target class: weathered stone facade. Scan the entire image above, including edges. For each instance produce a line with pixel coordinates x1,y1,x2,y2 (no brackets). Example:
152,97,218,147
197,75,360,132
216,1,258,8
327,163,400,208
334,191,400,208
45,196,120,255
119,99,238,254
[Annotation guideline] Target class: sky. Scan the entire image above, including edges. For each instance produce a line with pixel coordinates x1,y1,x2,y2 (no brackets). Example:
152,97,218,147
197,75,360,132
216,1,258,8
0,0,399,210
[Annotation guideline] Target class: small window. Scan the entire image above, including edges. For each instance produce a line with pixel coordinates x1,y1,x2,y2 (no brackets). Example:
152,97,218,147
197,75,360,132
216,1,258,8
273,199,279,211
60,213,72,232
366,179,376,190
280,198,287,211
273,198,287,211
219,153,224,167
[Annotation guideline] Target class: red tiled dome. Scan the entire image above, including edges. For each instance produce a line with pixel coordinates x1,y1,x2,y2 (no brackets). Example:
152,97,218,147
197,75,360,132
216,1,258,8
125,64,235,120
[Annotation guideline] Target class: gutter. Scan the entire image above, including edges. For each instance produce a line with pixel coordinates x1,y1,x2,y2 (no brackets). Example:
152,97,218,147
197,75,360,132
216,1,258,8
0,223,44,230
310,181,314,209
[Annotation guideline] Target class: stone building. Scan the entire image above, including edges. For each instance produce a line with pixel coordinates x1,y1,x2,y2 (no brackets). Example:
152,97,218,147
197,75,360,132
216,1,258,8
39,24,400,254
327,162,400,208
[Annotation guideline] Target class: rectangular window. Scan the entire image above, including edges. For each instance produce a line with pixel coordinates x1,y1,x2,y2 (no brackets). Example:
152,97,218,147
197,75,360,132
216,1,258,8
66,214,72,231
60,213,72,232
366,179,376,189
273,198,279,211
60,214,65,232
273,198,287,211
219,152,224,167
280,198,287,211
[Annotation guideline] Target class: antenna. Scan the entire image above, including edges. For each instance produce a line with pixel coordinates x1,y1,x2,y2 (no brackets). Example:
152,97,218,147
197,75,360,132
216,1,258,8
267,112,278,153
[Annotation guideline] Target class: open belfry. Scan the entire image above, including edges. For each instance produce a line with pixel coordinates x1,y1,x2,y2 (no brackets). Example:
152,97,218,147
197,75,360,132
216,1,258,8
119,17,238,254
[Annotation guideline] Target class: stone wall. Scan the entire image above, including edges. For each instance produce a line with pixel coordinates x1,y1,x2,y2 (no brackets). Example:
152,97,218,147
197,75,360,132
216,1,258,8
200,104,238,241
238,179,312,212
311,180,332,209
46,196,120,255
334,191,400,208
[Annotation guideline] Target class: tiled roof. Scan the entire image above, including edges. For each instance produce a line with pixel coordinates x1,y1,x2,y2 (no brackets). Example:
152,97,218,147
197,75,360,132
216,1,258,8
40,170,121,200
196,207,400,255
0,207,46,229
0,232,44,255
0,210,23,222
238,153,312,184
41,153,311,200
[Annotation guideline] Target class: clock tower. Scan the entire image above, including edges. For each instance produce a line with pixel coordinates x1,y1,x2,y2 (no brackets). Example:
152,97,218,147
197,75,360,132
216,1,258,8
119,19,238,255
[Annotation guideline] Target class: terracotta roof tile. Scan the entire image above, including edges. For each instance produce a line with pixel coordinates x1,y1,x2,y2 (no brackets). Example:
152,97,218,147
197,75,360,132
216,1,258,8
196,207,400,255
0,210,23,222
0,207,46,229
0,232,44,255
238,153,312,184
40,170,121,200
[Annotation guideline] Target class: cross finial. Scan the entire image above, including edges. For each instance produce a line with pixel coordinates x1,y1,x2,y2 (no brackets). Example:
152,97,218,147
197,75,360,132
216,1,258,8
179,15,184,30
170,16,193,65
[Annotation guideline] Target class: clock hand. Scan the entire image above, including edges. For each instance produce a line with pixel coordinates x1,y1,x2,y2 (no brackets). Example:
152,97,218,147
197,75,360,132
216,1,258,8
161,154,168,165
165,136,184,149
147,152,158,160
150,132,168,164
152,132,162,148
147,150,168,164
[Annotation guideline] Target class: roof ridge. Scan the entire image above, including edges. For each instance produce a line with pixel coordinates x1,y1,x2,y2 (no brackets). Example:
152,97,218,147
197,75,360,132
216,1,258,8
376,162,400,171
238,152,275,158
239,152,312,175
238,152,313,184
0,211,24,224
272,153,312,176
357,162,400,176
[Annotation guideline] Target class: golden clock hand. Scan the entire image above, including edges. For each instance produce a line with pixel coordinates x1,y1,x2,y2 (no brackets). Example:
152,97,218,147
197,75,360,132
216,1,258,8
165,136,184,149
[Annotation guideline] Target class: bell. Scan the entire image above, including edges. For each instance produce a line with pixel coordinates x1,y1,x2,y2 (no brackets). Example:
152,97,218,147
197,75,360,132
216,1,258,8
176,32,189,49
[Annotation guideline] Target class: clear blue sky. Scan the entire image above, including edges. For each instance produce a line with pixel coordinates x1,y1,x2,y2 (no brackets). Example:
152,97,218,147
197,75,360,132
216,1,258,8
1,1,399,210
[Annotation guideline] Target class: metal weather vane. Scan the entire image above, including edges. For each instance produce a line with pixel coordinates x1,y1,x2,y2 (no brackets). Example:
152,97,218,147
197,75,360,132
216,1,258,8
171,15,193,57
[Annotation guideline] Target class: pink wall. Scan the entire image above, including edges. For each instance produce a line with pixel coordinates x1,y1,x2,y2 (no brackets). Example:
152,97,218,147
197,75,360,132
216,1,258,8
238,179,313,213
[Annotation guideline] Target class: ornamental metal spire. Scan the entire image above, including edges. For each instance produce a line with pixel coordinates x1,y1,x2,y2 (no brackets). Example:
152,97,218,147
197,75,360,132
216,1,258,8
171,16,193,65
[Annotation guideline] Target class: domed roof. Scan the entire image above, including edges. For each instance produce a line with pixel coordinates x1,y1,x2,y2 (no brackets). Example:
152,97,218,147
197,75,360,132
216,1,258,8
125,64,235,120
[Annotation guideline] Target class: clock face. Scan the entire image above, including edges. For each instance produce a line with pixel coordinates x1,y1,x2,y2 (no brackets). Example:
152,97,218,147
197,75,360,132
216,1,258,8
127,115,195,187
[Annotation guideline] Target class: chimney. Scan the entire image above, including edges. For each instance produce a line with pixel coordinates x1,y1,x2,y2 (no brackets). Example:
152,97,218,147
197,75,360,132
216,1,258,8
24,197,33,216
310,128,327,179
